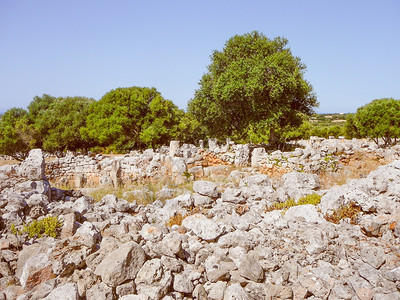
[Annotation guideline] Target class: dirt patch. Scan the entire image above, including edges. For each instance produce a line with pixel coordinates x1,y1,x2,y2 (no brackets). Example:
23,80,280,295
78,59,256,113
319,151,389,189
0,159,19,167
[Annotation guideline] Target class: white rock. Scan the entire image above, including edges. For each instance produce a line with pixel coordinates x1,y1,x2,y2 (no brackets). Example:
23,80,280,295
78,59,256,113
193,181,219,198
17,149,45,181
284,204,326,224
224,283,250,300
94,241,146,286
43,283,79,300
182,214,224,241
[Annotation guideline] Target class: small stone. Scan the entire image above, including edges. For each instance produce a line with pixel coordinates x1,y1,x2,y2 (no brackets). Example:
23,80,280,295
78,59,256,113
182,214,224,241
173,273,194,294
193,181,219,198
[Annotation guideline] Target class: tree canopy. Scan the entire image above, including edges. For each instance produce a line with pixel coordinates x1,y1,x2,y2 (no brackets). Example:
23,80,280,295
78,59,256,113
81,87,183,151
0,108,38,160
354,98,400,146
188,31,318,144
29,95,95,153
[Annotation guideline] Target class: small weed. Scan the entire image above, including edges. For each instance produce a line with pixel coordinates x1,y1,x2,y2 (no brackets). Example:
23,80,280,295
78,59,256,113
235,204,249,215
266,198,297,212
266,193,322,213
165,207,201,227
10,223,20,235
12,216,63,239
324,201,362,224
166,212,185,227
297,193,322,206
183,171,191,180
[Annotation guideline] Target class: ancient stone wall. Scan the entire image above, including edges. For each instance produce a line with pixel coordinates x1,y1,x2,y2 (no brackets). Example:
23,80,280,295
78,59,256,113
43,138,400,188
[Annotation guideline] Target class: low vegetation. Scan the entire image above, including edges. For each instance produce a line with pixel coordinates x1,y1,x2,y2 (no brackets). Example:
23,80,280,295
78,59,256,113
78,177,193,206
165,207,201,227
324,201,362,224
266,193,322,212
11,215,62,239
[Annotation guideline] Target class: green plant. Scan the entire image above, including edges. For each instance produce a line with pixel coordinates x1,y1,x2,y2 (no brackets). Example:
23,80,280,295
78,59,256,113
297,193,322,205
354,98,400,147
323,155,338,172
324,201,362,224
166,212,185,227
187,31,318,144
20,216,62,238
183,171,191,180
266,198,297,212
10,223,20,235
266,193,321,212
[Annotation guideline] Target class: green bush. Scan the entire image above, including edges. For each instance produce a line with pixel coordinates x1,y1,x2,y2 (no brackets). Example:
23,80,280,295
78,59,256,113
13,216,63,239
355,98,400,147
266,193,321,212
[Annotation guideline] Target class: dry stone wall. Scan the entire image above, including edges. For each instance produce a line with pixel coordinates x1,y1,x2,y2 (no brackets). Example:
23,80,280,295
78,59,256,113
45,138,400,189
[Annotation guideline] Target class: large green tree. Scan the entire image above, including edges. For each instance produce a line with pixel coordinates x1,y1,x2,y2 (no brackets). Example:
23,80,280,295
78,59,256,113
0,108,39,160
188,31,318,144
81,87,183,151
28,95,95,153
355,98,400,147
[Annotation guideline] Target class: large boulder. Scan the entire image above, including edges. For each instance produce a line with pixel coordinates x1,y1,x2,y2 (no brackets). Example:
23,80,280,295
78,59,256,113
283,204,326,224
193,181,219,198
94,241,146,286
43,283,79,300
182,214,224,241
17,149,45,181
280,172,320,200
135,258,172,299
233,144,250,166
239,174,271,188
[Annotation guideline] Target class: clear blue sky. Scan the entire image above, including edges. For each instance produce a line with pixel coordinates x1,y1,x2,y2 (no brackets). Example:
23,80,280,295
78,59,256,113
1,0,399,114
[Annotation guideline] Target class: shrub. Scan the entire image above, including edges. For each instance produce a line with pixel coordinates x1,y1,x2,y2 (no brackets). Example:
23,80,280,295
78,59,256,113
165,207,201,227
266,193,321,212
166,213,185,227
324,201,362,224
13,215,63,239
297,193,322,206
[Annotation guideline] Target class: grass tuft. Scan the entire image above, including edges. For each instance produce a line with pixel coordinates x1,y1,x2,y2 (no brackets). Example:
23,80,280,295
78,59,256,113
266,193,322,213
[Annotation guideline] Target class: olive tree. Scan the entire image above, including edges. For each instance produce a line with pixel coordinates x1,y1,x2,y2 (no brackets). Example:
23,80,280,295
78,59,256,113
355,98,400,147
81,87,183,151
0,108,38,160
188,31,318,145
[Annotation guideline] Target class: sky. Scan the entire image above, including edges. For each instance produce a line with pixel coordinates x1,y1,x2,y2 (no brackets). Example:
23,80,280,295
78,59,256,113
0,0,399,114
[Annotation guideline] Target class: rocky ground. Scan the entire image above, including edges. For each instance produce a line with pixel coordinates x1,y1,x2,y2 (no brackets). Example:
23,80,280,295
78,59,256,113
0,144,400,300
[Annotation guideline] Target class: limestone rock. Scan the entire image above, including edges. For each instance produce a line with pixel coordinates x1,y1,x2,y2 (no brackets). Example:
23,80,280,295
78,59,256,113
73,221,102,249
86,282,114,300
239,174,271,187
135,259,172,299
283,204,326,224
224,283,250,300
17,149,45,181
182,214,224,241
43,283,79,300
193,181,219,198
221,188,245,204
238,253,264,282
173,273,194,294
94,241,146,286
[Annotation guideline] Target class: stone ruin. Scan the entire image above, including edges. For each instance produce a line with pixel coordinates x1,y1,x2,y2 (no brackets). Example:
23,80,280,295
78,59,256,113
0,138,400,299
45,137,400,189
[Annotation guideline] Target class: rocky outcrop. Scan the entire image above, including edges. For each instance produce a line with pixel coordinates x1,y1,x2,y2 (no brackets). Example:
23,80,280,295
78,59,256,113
1,146,400,299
